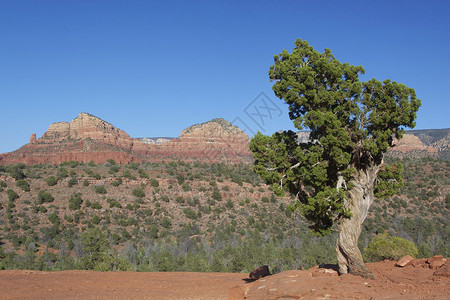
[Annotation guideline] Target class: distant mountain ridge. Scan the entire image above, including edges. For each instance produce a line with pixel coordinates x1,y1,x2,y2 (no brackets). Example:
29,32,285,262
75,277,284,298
0,113,252,165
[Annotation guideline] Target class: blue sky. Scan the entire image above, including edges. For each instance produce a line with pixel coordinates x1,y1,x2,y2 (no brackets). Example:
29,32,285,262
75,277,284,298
1,0,449,154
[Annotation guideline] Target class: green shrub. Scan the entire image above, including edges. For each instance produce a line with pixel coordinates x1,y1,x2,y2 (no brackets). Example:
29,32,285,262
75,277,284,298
111,178,122,187
150,178,159,187
364,233,418,262
91,215,101,225
183,207,197,220
94,185,107,194
182,182,190,192
211,188,222,201
7,189,19,202
91,201,102,209
15,179,30,192
48,212,60,225
68,193,83,210
0,180,7,188
109,165,120,173
138,168,149,178
37,190,54,204
45,176,57,186
132,187,145,198
68,178,78,187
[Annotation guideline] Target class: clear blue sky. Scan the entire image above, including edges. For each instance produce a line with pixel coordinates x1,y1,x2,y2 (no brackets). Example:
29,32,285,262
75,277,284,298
1,0,449,154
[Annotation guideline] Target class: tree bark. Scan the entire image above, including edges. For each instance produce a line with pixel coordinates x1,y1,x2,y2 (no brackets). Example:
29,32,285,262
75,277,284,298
336,165,379,279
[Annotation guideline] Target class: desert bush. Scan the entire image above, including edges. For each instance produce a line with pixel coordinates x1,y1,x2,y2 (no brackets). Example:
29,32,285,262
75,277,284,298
91,201,102,209
109,165,120,173
6,164,26,180
211,188,222,201
68,193,83,210
94,185,107,194
37,190,54,204
48,212,60,225
45,176,57,186
7,189,19,202
138,168,149,178
132,187,145,198
364,233,418,262
123,169,136,180
111,178,122,187
183,207,197,220
182,182,190,192
15,179,30,192
150,178,159,187
68,178,78,188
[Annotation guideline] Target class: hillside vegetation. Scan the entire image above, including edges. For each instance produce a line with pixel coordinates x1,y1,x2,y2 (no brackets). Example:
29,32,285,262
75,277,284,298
0,158,448,272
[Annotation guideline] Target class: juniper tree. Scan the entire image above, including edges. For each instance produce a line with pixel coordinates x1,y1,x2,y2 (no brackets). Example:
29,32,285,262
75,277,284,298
250,38,420,278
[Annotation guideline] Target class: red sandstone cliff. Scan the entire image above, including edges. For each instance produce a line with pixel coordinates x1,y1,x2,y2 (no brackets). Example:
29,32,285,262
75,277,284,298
149,118,253,164
0,114,252,165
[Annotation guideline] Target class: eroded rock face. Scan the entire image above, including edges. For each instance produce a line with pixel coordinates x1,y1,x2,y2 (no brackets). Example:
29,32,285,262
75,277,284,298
391,134,437,153
149,118,253,164
29,133,37,144
0,114,253,165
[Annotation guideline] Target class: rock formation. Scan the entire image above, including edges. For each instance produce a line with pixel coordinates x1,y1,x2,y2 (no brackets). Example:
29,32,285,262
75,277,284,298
148,118,253,164
0,114,253,165
29,133,37,144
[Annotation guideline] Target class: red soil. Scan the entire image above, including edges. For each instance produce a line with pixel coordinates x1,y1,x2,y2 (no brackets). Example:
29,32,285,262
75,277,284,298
0,260,448,299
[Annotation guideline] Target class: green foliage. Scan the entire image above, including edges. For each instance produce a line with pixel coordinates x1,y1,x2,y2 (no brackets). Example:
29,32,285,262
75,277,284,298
7,189,19,202
0,180,7,188
181,182,190,192
45,176,57,186
6,164,26,180
132,187,145,198
94,185,107,195
211,188,222,201
68,193,83,210
107,159,116,165
80,227,109,270
48,212,60,225
15,179,30,192
68,178,78,188
109,165,120,173
250,38,420,235
375,163,404,199
122,169,136,180
183,207,198,220
364,233,418,262
138,168,149,178
37,190,54,204
91,201,102,209
150,178,159,187
111,178,122,187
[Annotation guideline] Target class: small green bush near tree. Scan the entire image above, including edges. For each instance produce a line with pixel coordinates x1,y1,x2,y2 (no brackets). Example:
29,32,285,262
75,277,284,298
364,233,418,262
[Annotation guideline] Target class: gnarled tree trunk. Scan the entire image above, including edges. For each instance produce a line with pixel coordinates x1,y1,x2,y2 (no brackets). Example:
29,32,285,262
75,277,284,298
336,164,380,279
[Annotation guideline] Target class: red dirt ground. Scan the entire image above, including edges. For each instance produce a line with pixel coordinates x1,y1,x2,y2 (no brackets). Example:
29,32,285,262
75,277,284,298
0,260,448,299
